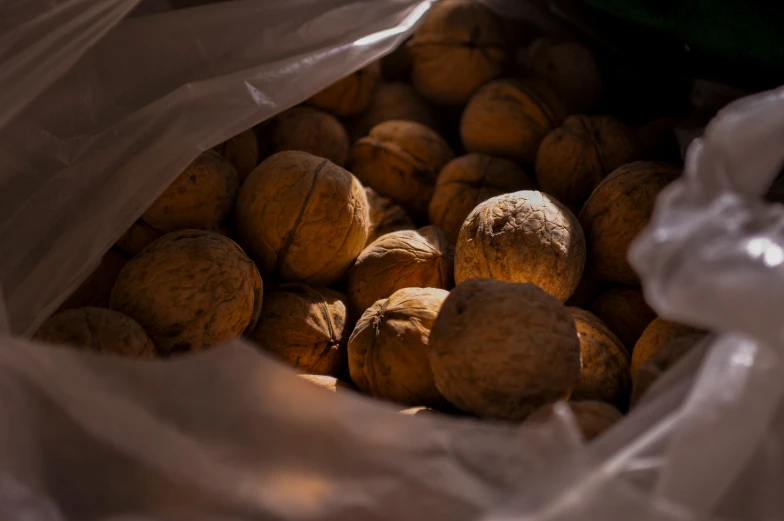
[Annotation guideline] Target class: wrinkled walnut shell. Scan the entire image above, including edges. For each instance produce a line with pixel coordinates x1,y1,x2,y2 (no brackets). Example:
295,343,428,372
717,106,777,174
348,287,448,406
364,187,416,245
236,151,369,285
429,153,534,244
308,62,381,117
266,106,349,167
428,278,581,420
525,400,622,441
590,286,657,351
249,284,350,376
455,191,586,302
631,318,703,375
110,230,263,355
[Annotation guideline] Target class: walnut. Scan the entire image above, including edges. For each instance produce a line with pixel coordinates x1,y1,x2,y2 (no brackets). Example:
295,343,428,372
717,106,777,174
455,191,586,302
429,153,534,243
631,335,703,407
536,115,638,211
579,161,681,284
248,284,349,376
34,307,156,358
428,278,581,420
568,307,630,409
349,120,453,217
407,0,511,105
631,318,703,375
58,250,129,312
110,230,263,355
265,106,349,167
308,62,381,117
525,400,622,441
590,286,657,351
349,82,438,141
235,151,369,285
347,226,454,314
215,129,259,184
461,79,566,163
349,287,448,406
364,187,415,246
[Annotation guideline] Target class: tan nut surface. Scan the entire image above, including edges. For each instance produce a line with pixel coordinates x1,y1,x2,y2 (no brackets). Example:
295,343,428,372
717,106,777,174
429,154,534,243
568,307,630,409
461,79,565,163
349,287,448,406
364,187,416,245
308,62,381,117
526,400,623,441
235,151,369,286
267,107,349,167
536,115,638,211
34,307,156,358
350,82,438,141
631,335,703,407
216,129,259,184
350,120,453,217
590,286,657,351
631,318,703,375
347,226,454,315
249,284,350,377
407,0,510,106
427,278,581,420
455,191,586,302
579,161,681,284
110,230,263,355
298,374,355,394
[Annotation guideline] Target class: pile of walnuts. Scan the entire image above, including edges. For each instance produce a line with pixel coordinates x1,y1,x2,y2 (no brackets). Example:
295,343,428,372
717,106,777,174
36,0,707,441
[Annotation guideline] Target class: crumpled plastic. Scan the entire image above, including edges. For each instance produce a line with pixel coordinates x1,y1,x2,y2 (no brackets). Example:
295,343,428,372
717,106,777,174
2,1,784,521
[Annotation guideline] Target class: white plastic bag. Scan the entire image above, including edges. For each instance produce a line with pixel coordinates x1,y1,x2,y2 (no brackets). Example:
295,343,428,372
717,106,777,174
3,1,784,520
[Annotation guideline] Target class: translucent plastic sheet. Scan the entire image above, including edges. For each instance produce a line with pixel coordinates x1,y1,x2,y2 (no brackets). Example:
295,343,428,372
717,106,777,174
3,1,784,521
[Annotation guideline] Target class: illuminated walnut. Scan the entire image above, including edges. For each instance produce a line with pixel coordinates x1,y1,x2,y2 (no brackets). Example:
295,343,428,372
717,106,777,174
590,286,656,351
364,187,415,245
266,106,349,167
308,62,381,117
631,335,703,407
525,400,622,440
631,318,703,374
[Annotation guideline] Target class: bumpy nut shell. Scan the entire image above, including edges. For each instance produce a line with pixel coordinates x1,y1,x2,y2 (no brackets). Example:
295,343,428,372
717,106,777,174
429,154,535,244
235,151,369,286
348,287,448,406
347,226,454,314
569,308,630,409
266,107,349,167
536,115,638,211
428,278,581,420
579,161,681,284
364,187,415,245
590,286,657,351
110,230,263,355
631,335,703,407
58,250,129,312
215,129,259,184
461,79,566,164
631,318,703,375
249,284,350,376
349,82,439,141
407,0,510,106
34,307,156,358
308,62,381,117
298,374,355,394
349,120,453,217
525,401,623,441
527,38,603,114
455,191,586,302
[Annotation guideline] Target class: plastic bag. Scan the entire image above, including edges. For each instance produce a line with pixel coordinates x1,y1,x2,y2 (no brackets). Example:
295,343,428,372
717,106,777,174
3,1,784,520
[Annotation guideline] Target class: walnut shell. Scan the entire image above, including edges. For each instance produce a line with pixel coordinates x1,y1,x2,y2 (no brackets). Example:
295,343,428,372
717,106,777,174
349,120,453,217
527,38,602,114
568,308,630,409
215,129,259,184
248,284,349,376
631,318,703,375
110,230,263,355
364,187,416,246
461,79,566,163
349,82,438,141
266,106,349,167
631,335,703,407
525,400,622,441
348,287,448,406
429,154,534,243
298,374,355,394
590,286,657,351
308,62,381,117
235,151,369,285
58,250,129,312
455,191,586,302
34,307,156,358
347,226,454,314
116,220,166,256
579,161,681,284
428,278,581,420
407,0,511,105
536,115,638,211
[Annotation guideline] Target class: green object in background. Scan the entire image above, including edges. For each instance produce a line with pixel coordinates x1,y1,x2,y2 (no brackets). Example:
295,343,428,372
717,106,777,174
585,0,784,70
